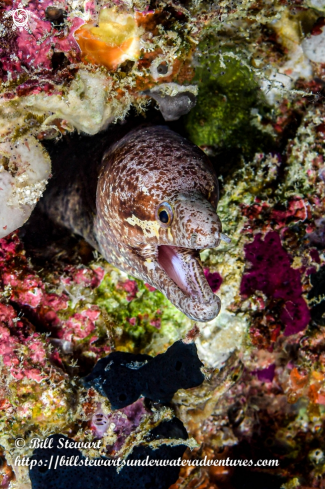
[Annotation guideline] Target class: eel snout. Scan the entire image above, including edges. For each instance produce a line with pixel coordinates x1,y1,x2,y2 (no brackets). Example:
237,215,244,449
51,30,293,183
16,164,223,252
142,201,225,321
172,196,222,249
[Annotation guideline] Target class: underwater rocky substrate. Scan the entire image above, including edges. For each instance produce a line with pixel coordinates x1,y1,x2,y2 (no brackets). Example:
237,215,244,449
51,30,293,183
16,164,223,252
1,0,325,487
29,342,204,489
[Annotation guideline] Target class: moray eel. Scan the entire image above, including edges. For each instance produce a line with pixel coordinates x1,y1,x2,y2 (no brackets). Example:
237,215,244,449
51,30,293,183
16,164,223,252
40,126,226,322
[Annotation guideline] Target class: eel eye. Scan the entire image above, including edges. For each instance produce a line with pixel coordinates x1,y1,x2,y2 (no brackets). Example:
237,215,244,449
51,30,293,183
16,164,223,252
155,202,173,228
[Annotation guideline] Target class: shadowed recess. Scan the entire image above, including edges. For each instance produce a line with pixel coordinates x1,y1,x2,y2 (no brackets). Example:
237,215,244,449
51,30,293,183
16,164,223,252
30,419,188,489
83,340,204,409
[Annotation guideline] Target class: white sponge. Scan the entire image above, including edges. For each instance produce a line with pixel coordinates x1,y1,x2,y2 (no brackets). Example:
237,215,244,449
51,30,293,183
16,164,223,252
0,137,51,238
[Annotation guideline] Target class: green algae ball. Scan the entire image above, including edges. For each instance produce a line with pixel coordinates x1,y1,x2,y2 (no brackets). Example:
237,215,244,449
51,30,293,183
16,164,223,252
185,49,270,156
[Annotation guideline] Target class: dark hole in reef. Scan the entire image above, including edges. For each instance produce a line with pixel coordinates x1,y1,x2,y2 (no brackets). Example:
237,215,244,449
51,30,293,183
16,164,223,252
175,360,182,371
308,265,325,326
46,6,65,25
228,402,244,428
119,60,135,73
51,52,70,71
145,482,151,489
38,464,48,473
265,437,274,447
119,393,127,401
157,62,169,75
230,467,285,489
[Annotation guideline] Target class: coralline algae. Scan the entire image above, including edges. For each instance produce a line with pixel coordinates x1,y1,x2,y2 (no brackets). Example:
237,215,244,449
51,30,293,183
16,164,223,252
0,229,200,488
1,1,325,488
241,232,310,336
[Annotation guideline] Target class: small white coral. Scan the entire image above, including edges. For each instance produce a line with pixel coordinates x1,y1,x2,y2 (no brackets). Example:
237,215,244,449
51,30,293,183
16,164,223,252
302,27,325,63
0,136,51,238
305,0,325,11
259,9,312,104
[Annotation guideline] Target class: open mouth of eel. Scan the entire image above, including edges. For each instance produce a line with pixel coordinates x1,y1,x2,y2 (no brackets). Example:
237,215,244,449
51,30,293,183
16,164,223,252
156,245,216,303
141,234,229,320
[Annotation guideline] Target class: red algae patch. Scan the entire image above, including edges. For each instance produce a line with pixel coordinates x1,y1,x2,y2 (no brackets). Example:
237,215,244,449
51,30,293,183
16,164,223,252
203,268,223,293
116,279,138,302
240,231,310,336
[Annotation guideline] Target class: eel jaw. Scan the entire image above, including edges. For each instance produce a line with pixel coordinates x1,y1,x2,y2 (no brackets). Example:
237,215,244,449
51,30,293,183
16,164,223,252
158,246,215,302
144,245,221,322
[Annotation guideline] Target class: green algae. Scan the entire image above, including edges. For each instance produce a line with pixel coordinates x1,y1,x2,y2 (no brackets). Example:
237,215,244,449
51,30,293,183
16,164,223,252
94,267,191,353
185,40,273,157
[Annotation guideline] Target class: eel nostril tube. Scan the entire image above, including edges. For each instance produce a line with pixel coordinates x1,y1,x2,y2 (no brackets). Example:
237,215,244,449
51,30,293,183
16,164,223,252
219,233,231,244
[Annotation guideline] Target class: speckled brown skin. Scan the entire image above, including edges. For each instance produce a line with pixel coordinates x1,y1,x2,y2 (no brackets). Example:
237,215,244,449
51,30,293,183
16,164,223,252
95,126,222,321
41,126,223,321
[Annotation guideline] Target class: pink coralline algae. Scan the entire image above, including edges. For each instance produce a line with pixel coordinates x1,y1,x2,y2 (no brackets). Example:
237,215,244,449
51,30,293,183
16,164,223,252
91,407,110,439
60,307,100,342
242,196,310,235
117,279,138,302
306,218,325,248
0,302,47,381
203,268,223,293
149,318,161,329
240,232,310,336
62,266,105,288
269,197,309,229
255,364,276,383
144,283,156,292
107,400,147,453
91,399,147,453
0,0,83,87
0,233,108,361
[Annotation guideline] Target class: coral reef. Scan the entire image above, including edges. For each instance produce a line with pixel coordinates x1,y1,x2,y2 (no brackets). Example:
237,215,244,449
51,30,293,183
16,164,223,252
170,3,325,485
240,232,310,336
1,0,325,488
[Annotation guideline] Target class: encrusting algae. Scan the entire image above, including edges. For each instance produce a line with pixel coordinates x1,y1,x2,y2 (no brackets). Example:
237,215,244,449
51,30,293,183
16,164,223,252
0,0,325,487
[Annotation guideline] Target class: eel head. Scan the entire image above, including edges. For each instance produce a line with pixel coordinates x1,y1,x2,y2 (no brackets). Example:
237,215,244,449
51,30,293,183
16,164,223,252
96,126,228,322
